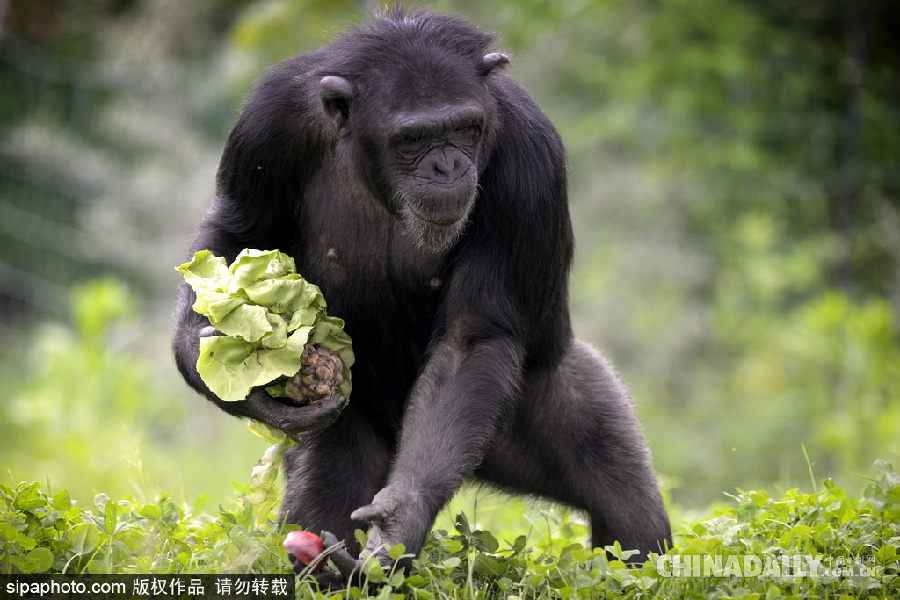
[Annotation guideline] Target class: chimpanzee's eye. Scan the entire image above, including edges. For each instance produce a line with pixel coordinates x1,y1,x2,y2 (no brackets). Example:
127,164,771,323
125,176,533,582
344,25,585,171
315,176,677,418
454,124,482,141
401,130,426,143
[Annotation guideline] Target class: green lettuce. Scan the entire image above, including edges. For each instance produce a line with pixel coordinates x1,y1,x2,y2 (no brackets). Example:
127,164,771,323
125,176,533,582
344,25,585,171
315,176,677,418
176,249,353,402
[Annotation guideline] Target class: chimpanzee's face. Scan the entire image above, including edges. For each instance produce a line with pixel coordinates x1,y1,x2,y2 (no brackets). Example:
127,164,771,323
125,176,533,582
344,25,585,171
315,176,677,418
319,59,497,252
378,102,485,251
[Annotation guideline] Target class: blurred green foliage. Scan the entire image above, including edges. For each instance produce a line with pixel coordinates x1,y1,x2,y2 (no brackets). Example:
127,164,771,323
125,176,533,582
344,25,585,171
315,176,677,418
1,0,898,514
0,280,269,507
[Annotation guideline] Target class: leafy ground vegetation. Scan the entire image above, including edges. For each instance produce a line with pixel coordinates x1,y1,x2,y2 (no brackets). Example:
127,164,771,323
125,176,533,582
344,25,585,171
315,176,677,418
2,459,897,598
4,0,900,523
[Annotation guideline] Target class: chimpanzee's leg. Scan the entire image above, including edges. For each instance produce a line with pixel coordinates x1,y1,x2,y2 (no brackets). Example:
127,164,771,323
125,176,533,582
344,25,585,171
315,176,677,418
476,339,671,561
279,405,392,552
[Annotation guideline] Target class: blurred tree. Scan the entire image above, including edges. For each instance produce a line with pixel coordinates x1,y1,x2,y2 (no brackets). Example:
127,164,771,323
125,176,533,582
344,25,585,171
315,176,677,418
0,0,248,328
747,0,900,295
0,0,268,507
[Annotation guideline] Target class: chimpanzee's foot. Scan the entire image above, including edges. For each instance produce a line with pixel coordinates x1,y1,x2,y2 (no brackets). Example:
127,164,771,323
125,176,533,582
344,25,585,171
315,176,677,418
290,531,363,589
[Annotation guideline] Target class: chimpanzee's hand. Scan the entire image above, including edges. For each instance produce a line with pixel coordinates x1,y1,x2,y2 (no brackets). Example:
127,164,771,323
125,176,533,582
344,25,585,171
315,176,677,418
246,389,345,439
288,486,417,588
198,326,346,438
351,483,422,572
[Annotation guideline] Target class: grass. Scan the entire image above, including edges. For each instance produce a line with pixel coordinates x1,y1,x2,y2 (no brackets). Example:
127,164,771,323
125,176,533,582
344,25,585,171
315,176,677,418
1,457,898,598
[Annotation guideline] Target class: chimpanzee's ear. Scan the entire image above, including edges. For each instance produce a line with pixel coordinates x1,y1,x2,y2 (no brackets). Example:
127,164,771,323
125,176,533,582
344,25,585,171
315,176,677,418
478,52,510,76
320,76,356,136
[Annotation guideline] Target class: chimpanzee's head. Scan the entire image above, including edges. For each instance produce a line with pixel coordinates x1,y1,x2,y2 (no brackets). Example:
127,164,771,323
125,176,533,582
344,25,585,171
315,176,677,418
317,11,509,251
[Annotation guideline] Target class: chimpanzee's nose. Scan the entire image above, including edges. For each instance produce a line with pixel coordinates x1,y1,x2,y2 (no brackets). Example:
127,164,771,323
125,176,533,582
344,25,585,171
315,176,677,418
430,148,467,181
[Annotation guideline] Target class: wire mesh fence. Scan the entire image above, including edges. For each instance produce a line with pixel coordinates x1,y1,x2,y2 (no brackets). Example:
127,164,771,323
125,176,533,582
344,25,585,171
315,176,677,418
1,29,229,340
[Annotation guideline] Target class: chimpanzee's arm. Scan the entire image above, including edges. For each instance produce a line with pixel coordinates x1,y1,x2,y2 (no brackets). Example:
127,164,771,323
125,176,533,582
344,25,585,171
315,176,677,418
173,269,344,437
171,59,343,436
351,319,524,567
351,77,571,566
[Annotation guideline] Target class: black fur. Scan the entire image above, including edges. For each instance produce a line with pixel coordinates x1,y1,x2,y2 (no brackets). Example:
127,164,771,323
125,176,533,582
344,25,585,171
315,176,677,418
173,7,670,573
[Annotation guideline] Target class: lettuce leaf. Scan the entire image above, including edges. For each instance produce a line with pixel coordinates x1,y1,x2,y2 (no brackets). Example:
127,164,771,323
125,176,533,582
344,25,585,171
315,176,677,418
176,249,353,402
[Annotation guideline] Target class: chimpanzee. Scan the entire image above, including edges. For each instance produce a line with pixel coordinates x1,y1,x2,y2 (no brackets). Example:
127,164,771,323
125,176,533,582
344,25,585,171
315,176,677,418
172,6,671,582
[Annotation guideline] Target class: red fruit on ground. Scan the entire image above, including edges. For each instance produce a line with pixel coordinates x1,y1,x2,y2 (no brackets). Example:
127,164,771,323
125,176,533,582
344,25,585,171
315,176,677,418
283,530,325,570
